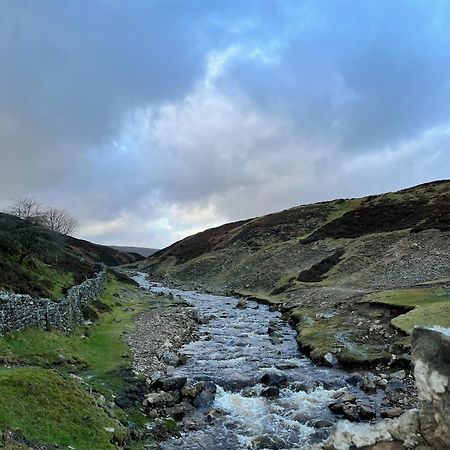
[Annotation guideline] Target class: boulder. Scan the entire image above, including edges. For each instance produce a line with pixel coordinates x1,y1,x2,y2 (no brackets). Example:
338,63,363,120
321,410,419,450
329,392,375,422
324,352,338,366
261,386,280,398
157,376,187,391
389,370,406,381
346,374,363,387
334,392,357,404
181,382,204,398
385,380,406,394
380,407,403,419
360,373,378,393
192,382,217,408
260,371,287,387
357,404,376,420
161,351,180,366
312,419,335,429
142,391,176,407
192,389,215,408
412,326,450,450
146,371,163,387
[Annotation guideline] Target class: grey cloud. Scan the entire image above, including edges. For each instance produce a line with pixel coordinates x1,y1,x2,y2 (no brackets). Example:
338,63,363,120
1,0,449,247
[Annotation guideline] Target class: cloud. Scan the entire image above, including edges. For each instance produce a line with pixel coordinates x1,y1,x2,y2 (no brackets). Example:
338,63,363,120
0,1,449,247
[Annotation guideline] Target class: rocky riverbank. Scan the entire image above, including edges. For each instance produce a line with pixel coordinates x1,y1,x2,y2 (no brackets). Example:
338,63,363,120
122,293,198,376
125,273,438,450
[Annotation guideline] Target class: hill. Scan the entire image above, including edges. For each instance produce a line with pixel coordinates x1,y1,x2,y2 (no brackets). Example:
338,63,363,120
0,212,142,298
109,245,158,257
141,180,450,367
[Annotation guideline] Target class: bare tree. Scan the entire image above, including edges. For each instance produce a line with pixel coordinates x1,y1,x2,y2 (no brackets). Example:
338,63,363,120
39,207,78,235
6,197,43,221
5,197,78,235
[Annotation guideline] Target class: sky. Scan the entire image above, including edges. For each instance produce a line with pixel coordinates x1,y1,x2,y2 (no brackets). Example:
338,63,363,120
1,0,449,248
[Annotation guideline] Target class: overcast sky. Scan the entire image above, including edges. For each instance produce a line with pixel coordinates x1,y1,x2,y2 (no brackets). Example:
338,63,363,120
1,1,449,248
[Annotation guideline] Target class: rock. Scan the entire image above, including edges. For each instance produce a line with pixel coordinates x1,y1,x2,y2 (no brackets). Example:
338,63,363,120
143,391,175,407
380,407,403,419
181,382,203,398
324,352,338,366
329,392,375,422
412,326,450,450
165,365,175,375
201,381,217,394
261,386,280,398
321,410,419,450
323,379,346,390
360,373,378,393
157,376,187,391
312,419,334,429
359,443,406,450
385,380,406,394
293,380,320,393
270,336,284,345
163,404,187,420
357,404,376,420
341,403,360,421
146,371,163,387
275,361,300,370
69,373,84,383
145,418,179,440
260,371,287,387
206,408,223,422
161,351,180,366
192,381,217,408
236,299,247,309
346,374,363,386
192,389,215,408
389,370,406,380
334,392,357,404
250,434,285,449
387,409,419,441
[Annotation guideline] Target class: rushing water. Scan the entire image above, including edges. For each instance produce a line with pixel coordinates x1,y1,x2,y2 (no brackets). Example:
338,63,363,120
133,273,372,450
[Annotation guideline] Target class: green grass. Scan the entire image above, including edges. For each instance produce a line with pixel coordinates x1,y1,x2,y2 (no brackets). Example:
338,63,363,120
291,307,390,365
368,287,450,333
0,275,155,448
32,261,75,299
299,199,362,242
0,367,125,450
0,276,150,396
326,199,362,223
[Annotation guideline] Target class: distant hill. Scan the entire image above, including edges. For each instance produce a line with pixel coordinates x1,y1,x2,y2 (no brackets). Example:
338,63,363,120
109,246,158,257
142,180,450,367
0,212,142,298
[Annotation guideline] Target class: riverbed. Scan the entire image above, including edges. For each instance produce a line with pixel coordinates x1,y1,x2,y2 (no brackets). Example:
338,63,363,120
132,273,376,449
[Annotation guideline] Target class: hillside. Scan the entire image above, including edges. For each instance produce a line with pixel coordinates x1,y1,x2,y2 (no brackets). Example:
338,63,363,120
142,180,450,367
109,245,159,257
0,212,142,298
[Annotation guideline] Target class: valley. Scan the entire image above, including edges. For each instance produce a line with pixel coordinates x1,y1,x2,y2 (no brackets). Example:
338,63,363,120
0,180,448,449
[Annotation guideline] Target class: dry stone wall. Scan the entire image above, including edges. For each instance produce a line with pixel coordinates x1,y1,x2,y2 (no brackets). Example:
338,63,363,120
0,266,107,335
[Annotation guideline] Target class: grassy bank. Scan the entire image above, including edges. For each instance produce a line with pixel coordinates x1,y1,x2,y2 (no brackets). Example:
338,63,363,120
0,367,124,449
290,307,391,366
367,287,450,333
0,274,154,449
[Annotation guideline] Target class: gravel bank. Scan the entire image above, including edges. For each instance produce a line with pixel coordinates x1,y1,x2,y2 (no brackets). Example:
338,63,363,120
122,295,198,376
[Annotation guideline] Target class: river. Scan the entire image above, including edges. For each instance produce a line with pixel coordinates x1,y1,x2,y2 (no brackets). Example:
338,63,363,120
132,273,375,449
